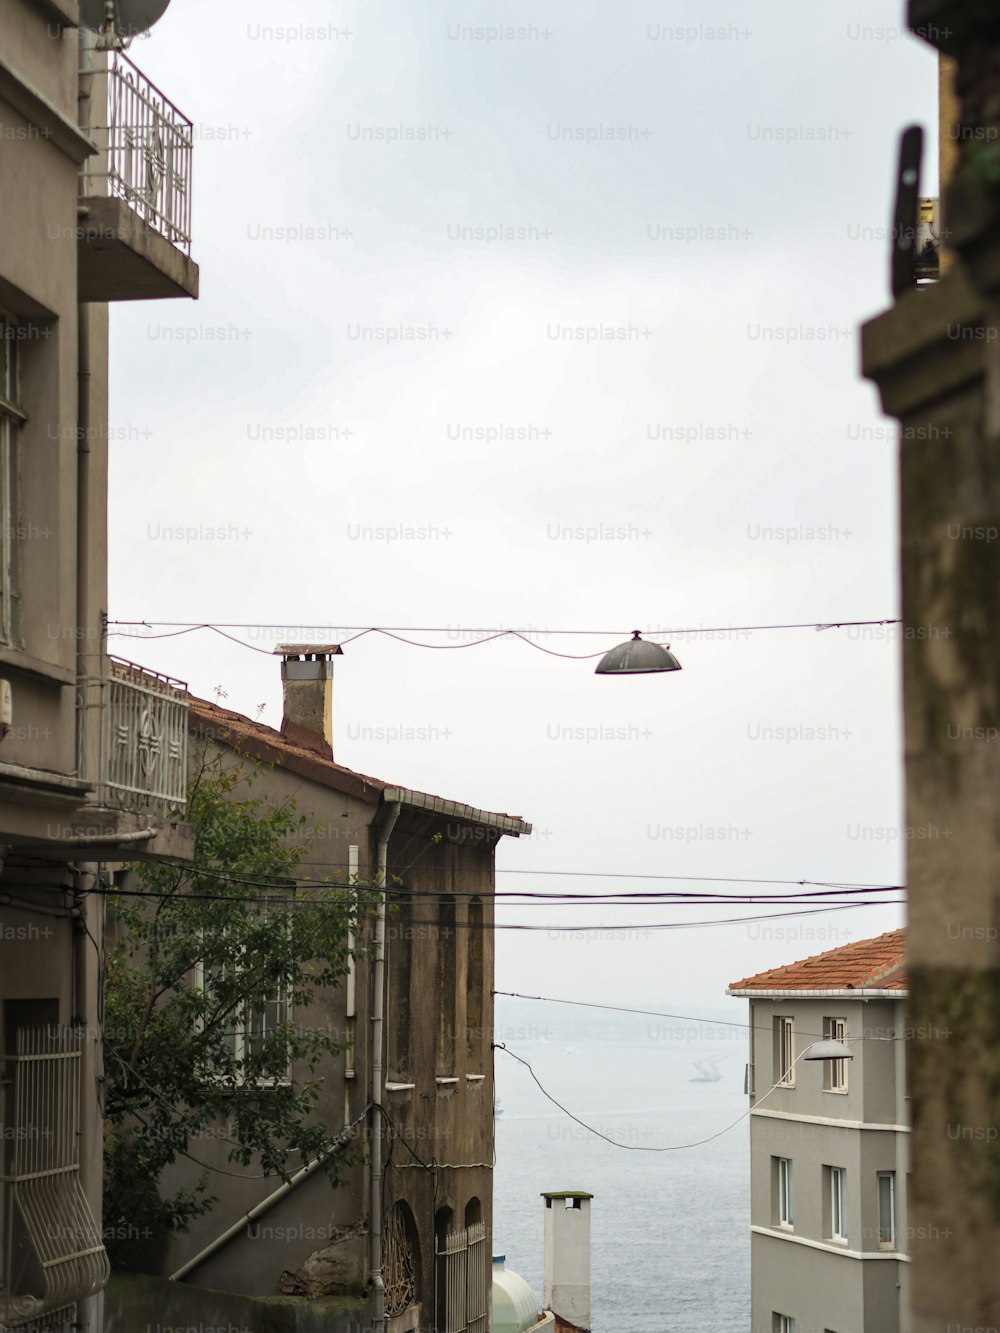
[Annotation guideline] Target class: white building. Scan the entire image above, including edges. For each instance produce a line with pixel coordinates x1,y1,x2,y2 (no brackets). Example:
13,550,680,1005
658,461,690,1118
728,929,908,1333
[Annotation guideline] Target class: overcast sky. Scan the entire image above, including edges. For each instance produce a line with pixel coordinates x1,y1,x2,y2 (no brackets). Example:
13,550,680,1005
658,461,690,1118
106,0,937,1015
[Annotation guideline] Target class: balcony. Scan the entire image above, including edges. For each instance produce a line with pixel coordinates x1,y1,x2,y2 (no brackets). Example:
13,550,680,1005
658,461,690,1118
78,52,199,302
77,656,188,815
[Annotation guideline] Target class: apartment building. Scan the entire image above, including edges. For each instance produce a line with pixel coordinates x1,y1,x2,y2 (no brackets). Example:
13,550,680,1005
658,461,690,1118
0,1,198,1328
728,929,908,1333
117,646,531,1333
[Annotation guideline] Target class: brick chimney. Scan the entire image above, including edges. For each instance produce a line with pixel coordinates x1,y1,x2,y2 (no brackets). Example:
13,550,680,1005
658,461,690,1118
273,644,342,759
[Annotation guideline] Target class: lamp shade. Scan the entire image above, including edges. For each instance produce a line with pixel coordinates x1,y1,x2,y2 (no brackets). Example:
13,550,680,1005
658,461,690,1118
595,631,682,675
803,1039,854,1061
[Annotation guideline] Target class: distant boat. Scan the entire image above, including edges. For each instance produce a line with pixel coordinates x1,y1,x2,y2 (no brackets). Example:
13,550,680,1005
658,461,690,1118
564,1046,577,1056
494,1101,504,1117
689,1055,729,1083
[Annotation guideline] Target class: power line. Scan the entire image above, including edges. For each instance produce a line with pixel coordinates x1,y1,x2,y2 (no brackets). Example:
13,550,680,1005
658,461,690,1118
92,880,898,930
105,617,901,661
492,991,908,1041
106,618,901,636
494,1034,858,1152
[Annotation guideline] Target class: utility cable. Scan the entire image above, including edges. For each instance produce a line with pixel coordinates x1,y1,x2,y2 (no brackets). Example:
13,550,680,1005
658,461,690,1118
494,1039,851,1152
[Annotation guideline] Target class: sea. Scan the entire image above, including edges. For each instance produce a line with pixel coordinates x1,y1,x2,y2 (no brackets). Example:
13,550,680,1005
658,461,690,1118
492,998,750,1332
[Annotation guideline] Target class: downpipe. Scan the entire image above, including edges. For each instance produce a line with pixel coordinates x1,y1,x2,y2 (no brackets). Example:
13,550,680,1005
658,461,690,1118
370,800,400,1333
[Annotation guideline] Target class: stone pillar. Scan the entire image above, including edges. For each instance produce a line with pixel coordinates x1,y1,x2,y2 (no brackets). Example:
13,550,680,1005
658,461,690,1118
862,4,1000,1327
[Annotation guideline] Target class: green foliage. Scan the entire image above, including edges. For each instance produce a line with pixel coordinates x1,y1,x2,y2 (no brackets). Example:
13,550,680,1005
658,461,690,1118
102,749,374,1268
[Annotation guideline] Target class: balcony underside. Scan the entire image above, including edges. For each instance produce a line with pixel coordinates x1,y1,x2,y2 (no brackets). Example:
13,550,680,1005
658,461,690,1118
0,771,194,862
78,196,199,302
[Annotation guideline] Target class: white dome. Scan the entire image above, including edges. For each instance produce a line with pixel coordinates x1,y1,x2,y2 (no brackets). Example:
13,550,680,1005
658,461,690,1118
491,1255,541,1333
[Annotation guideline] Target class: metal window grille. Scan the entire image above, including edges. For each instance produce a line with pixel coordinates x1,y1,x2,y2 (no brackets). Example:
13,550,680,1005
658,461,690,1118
81,52,193,252
384,1204,417,1319
435,1222,487,1333
1,1028,108,1329
76,657,188,813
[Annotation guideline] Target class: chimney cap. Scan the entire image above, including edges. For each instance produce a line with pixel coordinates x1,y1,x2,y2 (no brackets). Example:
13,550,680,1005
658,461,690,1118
273,643,344,658
540,1191,594,1200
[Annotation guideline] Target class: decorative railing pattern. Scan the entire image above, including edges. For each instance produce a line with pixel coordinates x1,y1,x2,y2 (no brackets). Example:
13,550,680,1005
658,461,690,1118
82,52,193,252
0,1027,108,1328
77,657,188,812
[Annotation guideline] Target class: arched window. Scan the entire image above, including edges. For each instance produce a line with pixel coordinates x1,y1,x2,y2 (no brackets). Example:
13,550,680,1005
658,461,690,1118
464,1196,482,1228
385,1199,421,1318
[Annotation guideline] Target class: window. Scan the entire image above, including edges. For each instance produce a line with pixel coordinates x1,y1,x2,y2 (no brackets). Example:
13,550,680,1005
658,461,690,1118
193,923,293,1084
774,1016,795,1086
877,1171,896,1247
773,1156,793,1228
823,1016,848,1091
827,1165,847,1241
773,1315,795,1333
0,313,24,644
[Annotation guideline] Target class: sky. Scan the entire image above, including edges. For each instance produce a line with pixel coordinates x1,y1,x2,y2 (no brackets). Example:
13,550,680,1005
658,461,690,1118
105,0,938,1015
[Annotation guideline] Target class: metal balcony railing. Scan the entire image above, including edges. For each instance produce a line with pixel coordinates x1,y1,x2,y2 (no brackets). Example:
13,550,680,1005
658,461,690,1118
77,657,188,813
81,51,193,253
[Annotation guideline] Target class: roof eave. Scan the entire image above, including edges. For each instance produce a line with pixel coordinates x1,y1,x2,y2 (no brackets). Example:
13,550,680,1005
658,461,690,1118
726,987,908,1000
381,786,531,837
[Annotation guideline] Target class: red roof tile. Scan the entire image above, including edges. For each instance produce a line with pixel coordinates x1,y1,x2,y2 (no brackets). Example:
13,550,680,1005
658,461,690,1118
188,694,387,803
728,928,906,993
186,695,530,832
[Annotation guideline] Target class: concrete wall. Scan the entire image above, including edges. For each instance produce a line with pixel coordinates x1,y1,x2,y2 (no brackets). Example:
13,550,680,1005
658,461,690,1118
860,5,1000,1324
104,1271,368,1333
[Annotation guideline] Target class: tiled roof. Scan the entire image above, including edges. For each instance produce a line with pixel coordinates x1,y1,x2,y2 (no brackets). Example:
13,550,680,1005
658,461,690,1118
187,695,530,832
188,694,388,802
728,928,906,993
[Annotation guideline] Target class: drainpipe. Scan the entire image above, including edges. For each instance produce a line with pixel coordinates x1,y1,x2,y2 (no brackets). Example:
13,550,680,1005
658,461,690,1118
76,303,90,682
895,1001,909,1333
370,800,401,1333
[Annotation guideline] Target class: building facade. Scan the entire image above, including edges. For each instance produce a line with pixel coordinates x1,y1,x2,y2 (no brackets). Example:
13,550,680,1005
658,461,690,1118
729,929,909,1333
0,2,198,1328
860,3,1000,1325
134,647,531,1333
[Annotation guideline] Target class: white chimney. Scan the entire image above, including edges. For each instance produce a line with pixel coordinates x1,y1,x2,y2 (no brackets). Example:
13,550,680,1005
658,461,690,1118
542,1191,592,1332
274,644,342,757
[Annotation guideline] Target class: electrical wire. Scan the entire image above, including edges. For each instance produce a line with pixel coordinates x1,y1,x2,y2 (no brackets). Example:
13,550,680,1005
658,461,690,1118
105,617,901,660
492,991,907,1042
494,1038,848,1152
92,879,901,930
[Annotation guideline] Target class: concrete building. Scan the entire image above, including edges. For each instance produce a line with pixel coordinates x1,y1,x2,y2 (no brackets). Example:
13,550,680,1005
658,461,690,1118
118,646,532,1333
728,929,908,1333
860,3,1000,1326
0,2,197,1330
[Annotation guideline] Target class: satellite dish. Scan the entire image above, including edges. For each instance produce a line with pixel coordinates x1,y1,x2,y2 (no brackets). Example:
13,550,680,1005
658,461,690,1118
79,0,172,38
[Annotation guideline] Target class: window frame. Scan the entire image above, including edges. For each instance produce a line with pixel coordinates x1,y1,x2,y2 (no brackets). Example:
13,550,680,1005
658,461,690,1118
0,312,25,647
829,1165,848,1242
822,1016,848,1092
774,1155,794,1229
192,923,293,1087
774,1015,795,1087
877,1170,896,1249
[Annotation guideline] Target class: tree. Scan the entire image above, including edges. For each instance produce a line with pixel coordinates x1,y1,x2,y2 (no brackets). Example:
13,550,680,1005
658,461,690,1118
102,749,373,1268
